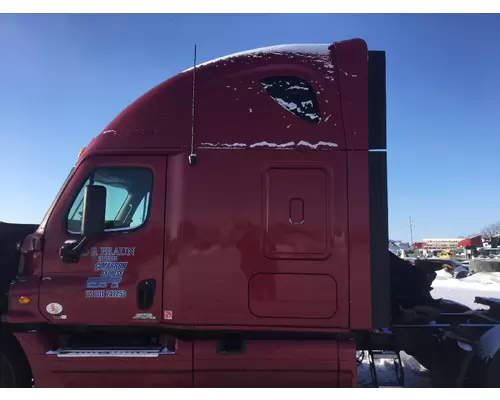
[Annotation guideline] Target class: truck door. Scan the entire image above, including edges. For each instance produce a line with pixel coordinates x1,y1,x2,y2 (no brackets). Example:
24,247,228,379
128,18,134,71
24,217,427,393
39,155,166,325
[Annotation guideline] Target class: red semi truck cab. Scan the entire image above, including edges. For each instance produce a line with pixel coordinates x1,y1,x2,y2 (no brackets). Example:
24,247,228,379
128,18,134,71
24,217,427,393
3,38,389,387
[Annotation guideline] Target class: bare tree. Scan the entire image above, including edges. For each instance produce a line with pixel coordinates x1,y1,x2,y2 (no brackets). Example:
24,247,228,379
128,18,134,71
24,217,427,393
480,221,500,239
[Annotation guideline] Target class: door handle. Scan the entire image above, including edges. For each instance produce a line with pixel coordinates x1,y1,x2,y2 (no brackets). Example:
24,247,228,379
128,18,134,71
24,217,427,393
136,279,156,310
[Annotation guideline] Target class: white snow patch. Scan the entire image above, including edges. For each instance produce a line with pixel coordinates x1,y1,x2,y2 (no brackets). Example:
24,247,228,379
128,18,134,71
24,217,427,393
249,108,253,113
357,351,431,388
250,141,295,148
324,114,332,122
301,100,313,107
463,271,500,285
200,142,247,148
275,98,298,112
198,140,338,150
296,140,338,149
183,44,333,72
305,113,320,120
431,270,500,309
289,85,309,91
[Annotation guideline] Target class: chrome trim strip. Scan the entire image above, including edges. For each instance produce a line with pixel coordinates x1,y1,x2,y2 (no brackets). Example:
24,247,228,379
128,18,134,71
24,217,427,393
45,347,175,358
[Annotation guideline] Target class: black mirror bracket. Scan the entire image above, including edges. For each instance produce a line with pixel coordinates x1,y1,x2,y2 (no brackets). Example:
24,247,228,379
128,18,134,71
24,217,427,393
59,237,89,264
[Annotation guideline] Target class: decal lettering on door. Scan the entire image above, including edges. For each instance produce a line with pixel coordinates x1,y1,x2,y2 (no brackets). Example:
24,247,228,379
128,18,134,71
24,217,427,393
85,247,135,299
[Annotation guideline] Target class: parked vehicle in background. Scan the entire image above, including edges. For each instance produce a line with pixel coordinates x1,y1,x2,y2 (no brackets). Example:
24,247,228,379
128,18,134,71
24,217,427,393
441,259,469,279
477,248,500,259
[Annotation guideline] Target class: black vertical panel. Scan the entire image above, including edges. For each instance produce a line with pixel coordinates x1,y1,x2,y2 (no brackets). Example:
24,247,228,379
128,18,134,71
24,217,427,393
368,51,387,150
369,152,390,328
368,50,390,328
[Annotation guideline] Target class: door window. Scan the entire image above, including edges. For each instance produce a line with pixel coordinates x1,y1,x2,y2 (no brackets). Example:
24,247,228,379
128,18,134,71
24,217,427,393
67,167,153,234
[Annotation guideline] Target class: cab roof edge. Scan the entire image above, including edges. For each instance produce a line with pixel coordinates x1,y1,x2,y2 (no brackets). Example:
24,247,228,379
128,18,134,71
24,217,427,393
182,43,332,73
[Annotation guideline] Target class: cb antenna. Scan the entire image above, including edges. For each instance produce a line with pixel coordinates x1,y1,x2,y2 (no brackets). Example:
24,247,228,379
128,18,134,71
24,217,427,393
188,44,197,167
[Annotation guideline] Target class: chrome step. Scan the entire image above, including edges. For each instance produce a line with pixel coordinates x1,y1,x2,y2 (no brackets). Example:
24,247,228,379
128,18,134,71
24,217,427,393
46,346,175,358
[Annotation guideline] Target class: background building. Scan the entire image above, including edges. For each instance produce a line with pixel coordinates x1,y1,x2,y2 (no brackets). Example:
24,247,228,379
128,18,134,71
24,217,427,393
422,238,461,250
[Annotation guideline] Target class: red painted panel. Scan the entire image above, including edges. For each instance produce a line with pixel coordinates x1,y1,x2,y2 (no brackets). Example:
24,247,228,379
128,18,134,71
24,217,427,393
38,155,167,326
162,150,349,330
84,45,347,155
333,39,369,150
42,372,191,388
262,164,330,259
195,371,338,388
5,275,44,324
15,333,193,388
248,273,337,319
338,340,357,387
194,340,339,388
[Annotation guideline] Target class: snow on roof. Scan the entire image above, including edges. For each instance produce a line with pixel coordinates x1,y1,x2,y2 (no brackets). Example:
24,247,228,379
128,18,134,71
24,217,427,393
183,44,332,72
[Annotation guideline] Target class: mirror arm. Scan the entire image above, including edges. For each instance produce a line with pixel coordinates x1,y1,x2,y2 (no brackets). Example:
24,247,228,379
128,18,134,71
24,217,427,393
59,237,90,264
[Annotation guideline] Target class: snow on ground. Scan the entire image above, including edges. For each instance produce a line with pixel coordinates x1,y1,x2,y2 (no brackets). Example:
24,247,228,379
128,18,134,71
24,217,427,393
431,269,500,309
357,351,432,387
357,269,500,387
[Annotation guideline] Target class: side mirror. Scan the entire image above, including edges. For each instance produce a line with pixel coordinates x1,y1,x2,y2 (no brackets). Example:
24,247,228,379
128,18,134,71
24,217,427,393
81,185,106,238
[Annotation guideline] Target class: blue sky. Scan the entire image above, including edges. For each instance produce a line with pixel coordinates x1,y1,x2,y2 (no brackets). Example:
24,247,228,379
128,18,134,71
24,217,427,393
0,14,499,241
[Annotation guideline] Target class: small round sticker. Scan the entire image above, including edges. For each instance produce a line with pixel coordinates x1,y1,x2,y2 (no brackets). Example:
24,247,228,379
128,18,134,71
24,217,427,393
46,303,63,315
